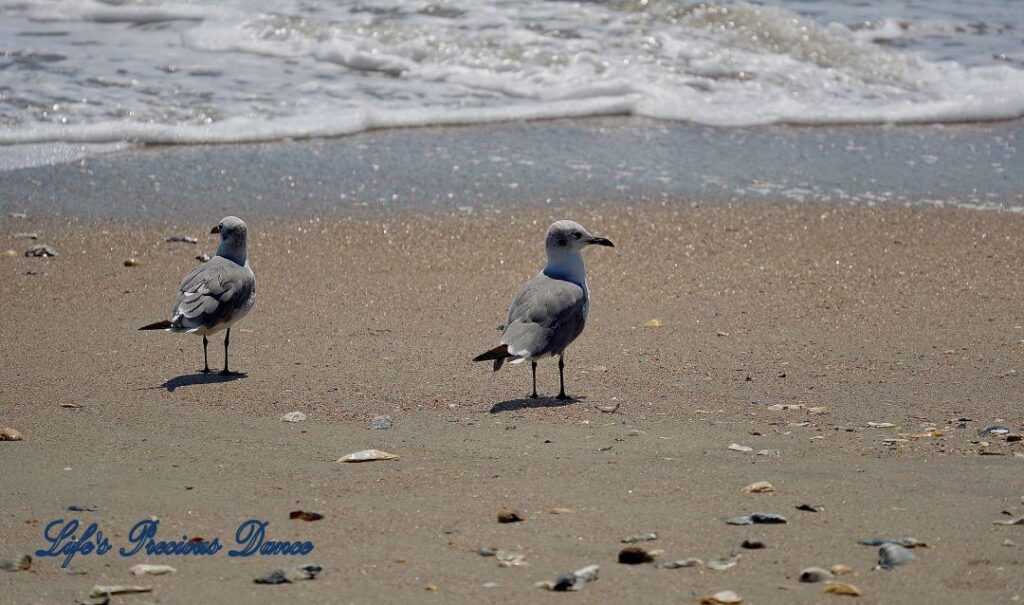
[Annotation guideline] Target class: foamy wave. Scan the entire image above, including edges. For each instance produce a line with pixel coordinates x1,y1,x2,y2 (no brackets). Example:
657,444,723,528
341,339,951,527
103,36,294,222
0,0,1022,146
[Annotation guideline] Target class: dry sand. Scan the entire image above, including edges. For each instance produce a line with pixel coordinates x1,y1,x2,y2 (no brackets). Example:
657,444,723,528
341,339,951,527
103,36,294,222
1,201,1023,604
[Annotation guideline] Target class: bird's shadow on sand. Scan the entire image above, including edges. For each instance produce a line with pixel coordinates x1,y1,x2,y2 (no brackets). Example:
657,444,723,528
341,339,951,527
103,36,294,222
489,396,583,414
160,372,247,392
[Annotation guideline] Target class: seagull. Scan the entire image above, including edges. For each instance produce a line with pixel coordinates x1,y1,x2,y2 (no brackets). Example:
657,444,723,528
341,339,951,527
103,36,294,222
474,220,614,399
139,216,256,375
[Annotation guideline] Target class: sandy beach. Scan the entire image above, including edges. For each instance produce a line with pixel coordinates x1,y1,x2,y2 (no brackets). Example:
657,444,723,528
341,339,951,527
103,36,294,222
2,189,1023,603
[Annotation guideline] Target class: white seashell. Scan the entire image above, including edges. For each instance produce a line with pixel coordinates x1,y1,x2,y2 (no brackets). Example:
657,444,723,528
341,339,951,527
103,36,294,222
280,411,307,423
337,449,399,463
130,564,177,576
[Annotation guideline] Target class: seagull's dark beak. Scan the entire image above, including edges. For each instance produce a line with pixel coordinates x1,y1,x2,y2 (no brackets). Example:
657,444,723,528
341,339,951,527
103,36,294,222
211,225,221,234
588,236,614,248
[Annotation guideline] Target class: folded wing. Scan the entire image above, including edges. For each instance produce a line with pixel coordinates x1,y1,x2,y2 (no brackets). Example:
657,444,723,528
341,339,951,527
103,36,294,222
501,273,587,359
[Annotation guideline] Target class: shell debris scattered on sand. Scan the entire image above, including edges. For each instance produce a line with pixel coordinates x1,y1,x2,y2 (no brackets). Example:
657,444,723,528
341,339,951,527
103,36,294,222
536,564,599,591
824,582,862,596
337,449,399,463
741,481,775,493
24,244,57,257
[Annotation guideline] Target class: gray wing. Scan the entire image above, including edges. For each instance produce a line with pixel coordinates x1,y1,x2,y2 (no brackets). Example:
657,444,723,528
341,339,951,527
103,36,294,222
170,257,254,332
501,272,587,359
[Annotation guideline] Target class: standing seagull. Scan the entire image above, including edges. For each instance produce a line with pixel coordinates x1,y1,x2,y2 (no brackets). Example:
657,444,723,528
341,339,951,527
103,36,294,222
474,220,614,400
139,216,256,375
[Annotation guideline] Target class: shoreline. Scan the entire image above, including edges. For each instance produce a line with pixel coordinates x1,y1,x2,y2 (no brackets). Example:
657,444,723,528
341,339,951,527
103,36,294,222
2,117,1021,220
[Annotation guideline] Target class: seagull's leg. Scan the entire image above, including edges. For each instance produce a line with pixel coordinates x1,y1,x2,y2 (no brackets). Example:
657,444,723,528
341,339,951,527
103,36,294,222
556,354,570,400
200,335,211,374
529,361,539,399
220,328,231,375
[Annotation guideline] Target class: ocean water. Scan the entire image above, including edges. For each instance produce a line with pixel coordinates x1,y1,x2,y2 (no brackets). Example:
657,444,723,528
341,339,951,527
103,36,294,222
0,0,1022,147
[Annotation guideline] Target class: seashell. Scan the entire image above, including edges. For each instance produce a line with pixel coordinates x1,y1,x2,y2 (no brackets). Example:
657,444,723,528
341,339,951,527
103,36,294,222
621,532,657,543
337,449,398,462
24,244,57,257
130,564,176,576
741,481,774,493
728,443,753,452
597,403,619,413
89,585,152,597
280,411,307,422
1,249,16,258
701,590,743,604
799,567,834,583
867,422,895,428
823,582,862,596
642,319,663,328
656,558,703,569
978,425,1010,437
536,564,599,591
706,555,739,571
757,449,780,457
0,427,23,441
196,253,211,262
993,517,1024,525
857,537,926,548
830,564,853,575
877,544,915,569
289,510,323,522
549,507,574,514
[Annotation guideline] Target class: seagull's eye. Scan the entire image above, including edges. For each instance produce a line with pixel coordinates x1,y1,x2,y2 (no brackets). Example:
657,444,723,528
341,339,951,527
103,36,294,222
573,232,582,239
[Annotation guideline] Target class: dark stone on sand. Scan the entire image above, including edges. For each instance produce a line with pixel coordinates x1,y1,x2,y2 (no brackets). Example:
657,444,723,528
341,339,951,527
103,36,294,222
618,546,655,564
497,507,525,523
726,512,788,525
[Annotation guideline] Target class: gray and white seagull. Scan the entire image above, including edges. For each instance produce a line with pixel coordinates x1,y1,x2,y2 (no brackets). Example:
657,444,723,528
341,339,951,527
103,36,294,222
474,220,614,400
140,216,256,375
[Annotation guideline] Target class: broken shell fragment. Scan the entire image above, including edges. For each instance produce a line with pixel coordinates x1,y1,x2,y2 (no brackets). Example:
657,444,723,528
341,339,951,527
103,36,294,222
621,532,658,543
280,411,307,422
726,512,787,525
129,564,176,576
701,590,743,604
337,449,398,462
728,443,753,452
495,550,526,567
642,319,663,328
823,582,862,596
706,555,740,571
24,244,57,257
89,585,152,597
857,537,927,548
597,403,620,413
536,564,599,591
877,544,915,569
656,558,703,569
994,517,1024,525
830,564,853,575
796,503,824,512
741,481,774,493
289,510,323,522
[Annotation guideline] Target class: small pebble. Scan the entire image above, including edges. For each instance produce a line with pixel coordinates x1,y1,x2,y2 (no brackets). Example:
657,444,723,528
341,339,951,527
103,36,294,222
877,544,915,569
536,564,599,591
123,258,140,267
0,555,31,572
728,443,753,452
288,510,323,522
618,546,656,564
726,512,787,525
740,540,764,550
621,532,658,543
196,253,211,262
656,558,703,569
497,507,525,523
796,503,824,512
369,415,392,430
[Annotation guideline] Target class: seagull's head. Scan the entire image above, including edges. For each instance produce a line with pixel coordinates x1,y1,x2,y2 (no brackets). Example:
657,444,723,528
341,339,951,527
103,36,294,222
545,220,614,253
211,216,247,243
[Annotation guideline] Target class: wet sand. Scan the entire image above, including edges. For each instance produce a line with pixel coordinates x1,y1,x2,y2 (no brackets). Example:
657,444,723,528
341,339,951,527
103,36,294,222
1,200,1023,604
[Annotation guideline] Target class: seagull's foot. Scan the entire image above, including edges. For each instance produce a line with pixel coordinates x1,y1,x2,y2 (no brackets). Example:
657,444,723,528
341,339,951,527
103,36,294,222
219,369,242,376
199,368,212,374
528,393,539,399
556,393,571,401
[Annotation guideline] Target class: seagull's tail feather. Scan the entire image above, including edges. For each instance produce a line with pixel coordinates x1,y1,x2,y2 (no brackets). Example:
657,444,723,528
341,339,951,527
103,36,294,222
138,320,173,331
474,344,513,372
